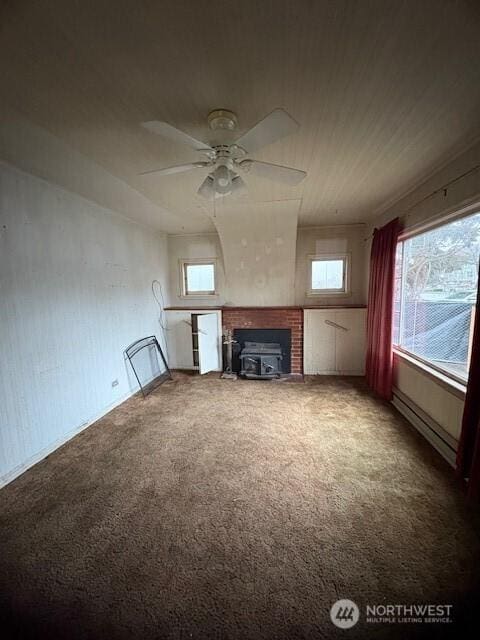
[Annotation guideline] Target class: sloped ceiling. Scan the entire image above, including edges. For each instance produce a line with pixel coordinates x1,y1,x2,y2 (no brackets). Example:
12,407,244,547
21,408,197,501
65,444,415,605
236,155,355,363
1,0,480,233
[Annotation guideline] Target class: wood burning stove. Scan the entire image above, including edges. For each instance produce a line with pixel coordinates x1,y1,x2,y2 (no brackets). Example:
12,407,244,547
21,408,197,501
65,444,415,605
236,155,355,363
232,329,291,374
239,342,283,379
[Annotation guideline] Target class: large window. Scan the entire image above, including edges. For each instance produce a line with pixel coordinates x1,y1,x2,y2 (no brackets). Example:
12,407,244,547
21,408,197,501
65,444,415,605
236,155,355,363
394,212,480,383
181,260,216,296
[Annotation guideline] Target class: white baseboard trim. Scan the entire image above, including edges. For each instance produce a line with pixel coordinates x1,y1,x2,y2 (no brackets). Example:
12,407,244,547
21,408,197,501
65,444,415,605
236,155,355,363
392,388,457,468
0,389,136,489
304,370,365,376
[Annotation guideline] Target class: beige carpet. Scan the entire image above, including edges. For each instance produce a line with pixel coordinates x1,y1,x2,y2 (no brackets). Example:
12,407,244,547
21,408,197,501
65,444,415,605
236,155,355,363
0,374,479,639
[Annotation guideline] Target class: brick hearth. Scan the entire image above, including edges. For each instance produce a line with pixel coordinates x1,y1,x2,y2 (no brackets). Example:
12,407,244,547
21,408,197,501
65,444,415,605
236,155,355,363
222,307,303,374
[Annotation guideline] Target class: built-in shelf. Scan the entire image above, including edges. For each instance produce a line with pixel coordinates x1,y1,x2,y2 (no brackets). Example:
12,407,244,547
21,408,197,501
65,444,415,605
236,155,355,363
165,304,367,311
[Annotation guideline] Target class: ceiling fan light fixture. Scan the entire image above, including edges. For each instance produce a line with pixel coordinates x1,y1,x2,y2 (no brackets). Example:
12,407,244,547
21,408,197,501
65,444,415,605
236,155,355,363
213,165,232,193
238,159,253,173
207,109,238,132
230,175,247,196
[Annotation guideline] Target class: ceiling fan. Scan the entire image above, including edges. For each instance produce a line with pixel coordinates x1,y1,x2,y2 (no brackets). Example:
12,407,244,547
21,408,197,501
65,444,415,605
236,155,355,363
139,108,307,200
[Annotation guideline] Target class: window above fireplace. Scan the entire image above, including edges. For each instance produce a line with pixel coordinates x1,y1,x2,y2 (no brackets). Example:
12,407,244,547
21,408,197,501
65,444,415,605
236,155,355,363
307,253,350,296
180,258,217,297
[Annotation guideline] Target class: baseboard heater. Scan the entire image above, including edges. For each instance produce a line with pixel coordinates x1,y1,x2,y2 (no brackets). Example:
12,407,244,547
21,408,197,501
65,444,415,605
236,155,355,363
392,388,457,468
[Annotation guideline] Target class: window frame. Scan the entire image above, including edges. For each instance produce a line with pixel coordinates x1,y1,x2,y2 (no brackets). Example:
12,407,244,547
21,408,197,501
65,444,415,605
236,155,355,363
179,258,218,298
392,206,480,389
307,253,350,297
393,345,468,389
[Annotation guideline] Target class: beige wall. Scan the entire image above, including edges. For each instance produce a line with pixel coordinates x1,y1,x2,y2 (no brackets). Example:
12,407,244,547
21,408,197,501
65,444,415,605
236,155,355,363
368,139,480,447
295,224,367,306
214,201,299,307
167,233,227,307
167,222,368,308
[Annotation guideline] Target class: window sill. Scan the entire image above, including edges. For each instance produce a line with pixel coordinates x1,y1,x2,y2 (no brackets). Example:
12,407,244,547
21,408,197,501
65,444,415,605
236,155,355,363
393,348,466,399
306,291,351,298
179,293,219,299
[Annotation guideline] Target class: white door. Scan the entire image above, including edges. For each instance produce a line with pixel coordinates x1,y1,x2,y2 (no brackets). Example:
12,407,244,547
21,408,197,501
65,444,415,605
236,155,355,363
335,309,366,375
165,311,194,369
197,313,220,374
303,310,337,374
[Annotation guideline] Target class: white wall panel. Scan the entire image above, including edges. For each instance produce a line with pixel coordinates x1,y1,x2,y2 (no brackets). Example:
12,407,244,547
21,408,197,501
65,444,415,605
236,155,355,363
335,309,367,374
393,358,464,442
304,309,366,375
303,310,337,374
0,163,169,484
165,309,222,371
165,311,195,369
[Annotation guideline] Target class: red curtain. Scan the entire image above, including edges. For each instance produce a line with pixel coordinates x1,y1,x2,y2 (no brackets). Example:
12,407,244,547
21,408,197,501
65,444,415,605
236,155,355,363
456,263,480,501
365,218,401,400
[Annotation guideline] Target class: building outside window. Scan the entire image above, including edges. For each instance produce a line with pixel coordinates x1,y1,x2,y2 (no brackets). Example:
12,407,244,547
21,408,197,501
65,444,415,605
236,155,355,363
393,211,480,383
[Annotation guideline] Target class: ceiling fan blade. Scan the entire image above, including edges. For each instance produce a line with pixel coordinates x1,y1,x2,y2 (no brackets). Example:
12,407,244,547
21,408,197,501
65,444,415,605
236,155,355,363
197,175,216,199
139,162,210,177
239,159,306,186
141,121,213,151
234,109,299,154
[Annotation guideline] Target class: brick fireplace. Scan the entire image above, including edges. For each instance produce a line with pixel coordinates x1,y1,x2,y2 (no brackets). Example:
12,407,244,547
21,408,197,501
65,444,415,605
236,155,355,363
222,307,303,374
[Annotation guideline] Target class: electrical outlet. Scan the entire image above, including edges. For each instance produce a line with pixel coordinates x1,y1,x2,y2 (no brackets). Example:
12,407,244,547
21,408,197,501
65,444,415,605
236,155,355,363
111,379,119,388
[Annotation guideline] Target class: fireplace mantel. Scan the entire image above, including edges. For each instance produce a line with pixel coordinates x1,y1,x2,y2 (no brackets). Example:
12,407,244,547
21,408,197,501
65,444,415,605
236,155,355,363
165,305,365,311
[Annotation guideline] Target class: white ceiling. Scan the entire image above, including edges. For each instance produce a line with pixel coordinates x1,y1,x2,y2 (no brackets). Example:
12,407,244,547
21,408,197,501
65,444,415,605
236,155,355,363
1,0,480,233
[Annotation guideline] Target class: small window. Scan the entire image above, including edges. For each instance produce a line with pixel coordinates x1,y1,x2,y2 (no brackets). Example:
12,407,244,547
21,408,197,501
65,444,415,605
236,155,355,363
181,260,216,296
308,255,349,295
